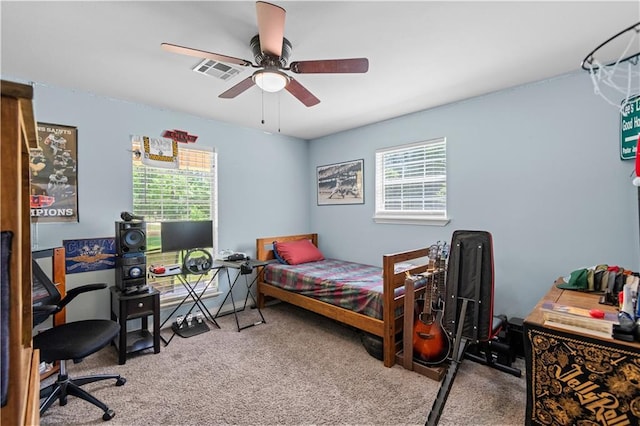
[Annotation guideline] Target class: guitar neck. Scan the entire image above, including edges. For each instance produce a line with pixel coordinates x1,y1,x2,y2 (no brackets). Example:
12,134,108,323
423,244,440,315
435,242,448,302
437,254,445,300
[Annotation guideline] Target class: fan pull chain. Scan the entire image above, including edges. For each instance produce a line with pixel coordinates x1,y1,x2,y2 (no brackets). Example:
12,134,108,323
261,89,265,124
278,92,281,133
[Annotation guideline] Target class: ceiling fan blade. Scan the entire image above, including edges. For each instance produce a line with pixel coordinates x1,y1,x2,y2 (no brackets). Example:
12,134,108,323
256,1,286,57
219,76,256,99
285,79,320,107
161,43,253,67
290,58,369,74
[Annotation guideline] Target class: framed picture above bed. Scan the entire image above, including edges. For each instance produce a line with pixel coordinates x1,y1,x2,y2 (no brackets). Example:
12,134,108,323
316,159,364,205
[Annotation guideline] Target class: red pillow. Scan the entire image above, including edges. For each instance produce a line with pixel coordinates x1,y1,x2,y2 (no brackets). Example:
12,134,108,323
274,239,324,265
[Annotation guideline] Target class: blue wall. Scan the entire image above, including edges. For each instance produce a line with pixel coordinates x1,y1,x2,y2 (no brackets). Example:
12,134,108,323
9,68,639,322
309,72,639,319
17,82,310,322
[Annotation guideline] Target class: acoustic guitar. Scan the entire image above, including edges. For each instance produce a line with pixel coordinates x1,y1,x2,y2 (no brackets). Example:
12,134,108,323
412,242,450,365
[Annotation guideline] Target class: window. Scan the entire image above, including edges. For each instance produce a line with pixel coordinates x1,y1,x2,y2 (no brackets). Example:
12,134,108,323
132,140,218,306
374,138,449,226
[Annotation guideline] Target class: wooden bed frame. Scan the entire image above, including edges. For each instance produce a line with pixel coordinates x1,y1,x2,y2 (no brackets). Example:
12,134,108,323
256,233,440,375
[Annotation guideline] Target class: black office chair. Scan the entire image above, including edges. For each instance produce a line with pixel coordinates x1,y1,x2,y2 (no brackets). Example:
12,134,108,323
32,259,125,421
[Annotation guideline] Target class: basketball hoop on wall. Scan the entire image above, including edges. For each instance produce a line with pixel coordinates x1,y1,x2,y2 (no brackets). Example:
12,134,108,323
582,21,640,115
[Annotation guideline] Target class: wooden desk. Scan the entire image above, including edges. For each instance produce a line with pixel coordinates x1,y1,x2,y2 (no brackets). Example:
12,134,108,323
524,282,640,425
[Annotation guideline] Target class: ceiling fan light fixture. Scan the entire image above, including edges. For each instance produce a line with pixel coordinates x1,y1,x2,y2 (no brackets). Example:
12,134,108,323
253,69,289,92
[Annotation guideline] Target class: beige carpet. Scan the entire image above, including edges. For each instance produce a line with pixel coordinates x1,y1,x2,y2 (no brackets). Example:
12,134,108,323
39,303,526,425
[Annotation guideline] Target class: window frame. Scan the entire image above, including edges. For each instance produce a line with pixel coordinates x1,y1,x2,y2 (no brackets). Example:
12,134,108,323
374,137,449,226
131,140,219,307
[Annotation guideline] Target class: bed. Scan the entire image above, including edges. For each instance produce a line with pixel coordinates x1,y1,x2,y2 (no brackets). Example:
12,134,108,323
256,233,440,373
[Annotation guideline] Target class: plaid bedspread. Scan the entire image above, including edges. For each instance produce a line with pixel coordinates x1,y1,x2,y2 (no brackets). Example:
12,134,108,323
263,259,418,319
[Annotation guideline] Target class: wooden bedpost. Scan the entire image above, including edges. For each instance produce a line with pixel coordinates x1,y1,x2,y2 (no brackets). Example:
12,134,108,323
382,254,396,367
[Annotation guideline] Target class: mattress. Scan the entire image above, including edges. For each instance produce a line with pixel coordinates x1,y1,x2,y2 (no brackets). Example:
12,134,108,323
263,258,425,319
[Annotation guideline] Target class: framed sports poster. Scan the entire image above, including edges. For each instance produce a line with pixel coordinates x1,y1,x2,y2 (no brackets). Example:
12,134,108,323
317,159,364,205
31,123,79,223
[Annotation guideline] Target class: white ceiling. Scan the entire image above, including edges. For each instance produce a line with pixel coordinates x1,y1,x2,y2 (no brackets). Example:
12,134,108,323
1,1,639,140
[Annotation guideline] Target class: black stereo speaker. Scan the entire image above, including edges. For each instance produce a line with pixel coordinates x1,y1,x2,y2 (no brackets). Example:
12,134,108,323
116,276,147,294
115,221,146,255
115,254,147,293
116,255,146,279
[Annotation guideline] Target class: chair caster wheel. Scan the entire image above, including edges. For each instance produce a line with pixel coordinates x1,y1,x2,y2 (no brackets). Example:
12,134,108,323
103,409,115,421
60,396,68,406
116,377,126,386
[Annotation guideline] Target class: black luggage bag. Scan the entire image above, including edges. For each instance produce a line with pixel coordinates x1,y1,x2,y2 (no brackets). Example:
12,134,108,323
443,230,495,343
427,230,496,426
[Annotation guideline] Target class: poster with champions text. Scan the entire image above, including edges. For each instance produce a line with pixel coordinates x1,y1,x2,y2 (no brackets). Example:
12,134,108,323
30,122,79,223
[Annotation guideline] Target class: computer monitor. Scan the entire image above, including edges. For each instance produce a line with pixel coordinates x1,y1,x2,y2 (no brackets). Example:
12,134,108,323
160,220,213,253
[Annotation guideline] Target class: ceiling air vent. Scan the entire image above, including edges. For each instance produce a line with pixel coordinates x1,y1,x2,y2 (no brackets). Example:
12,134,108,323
192,59,243,81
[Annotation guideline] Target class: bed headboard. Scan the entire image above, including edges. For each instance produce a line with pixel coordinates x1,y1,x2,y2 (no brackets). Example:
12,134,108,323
256,233,318,261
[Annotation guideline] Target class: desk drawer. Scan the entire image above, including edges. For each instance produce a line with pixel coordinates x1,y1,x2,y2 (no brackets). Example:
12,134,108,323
124,297,155,318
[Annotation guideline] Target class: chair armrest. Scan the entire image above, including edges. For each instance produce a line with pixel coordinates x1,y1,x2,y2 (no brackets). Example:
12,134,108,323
59,283,108,309
33,304,58,316
33,304,60,324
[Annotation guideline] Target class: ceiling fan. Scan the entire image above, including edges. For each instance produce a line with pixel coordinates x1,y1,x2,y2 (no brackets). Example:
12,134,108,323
161,1,369,107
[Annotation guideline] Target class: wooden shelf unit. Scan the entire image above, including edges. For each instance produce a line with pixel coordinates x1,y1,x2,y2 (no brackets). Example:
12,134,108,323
1,80,40,425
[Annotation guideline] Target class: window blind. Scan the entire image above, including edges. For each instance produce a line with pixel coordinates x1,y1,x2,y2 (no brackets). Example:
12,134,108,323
374,138,448,225
131,140,219,306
